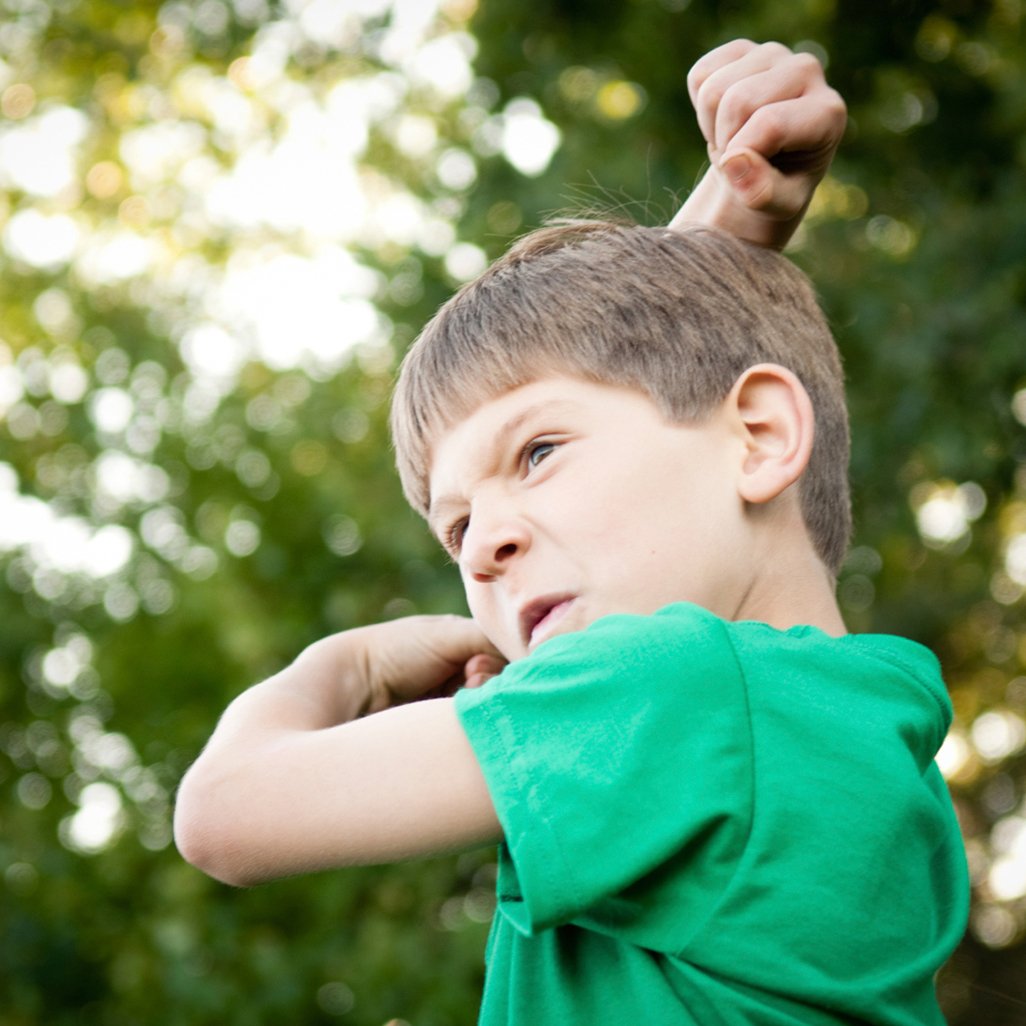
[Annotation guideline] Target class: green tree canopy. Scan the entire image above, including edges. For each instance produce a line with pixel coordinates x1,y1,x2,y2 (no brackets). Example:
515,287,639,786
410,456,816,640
1,1,1024,1022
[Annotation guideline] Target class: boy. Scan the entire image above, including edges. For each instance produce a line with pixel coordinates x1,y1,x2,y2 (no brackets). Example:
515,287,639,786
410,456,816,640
175,41,968,1025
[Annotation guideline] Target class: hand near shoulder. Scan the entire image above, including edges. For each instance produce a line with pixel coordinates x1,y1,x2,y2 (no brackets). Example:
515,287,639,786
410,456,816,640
175,615,505,886
671,39,847,250
315,614,507,715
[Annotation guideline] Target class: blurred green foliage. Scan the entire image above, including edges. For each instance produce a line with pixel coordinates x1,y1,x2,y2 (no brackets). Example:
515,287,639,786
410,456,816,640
1,0,1025,1022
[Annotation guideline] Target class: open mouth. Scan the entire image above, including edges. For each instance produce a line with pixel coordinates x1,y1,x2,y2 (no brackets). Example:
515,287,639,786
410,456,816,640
521,596,575,649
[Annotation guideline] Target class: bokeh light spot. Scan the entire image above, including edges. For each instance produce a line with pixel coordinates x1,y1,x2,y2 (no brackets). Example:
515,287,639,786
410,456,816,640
595,80,646,120
61,782,125,855
500,98,561,177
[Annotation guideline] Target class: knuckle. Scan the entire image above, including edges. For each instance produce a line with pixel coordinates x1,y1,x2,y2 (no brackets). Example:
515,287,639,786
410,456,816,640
689,38,757,95
792,50,825,75
759,40,794,61
726,37,757,56
695,75,725,114
717,80,756,123
746,105,786,146
822,86,848,120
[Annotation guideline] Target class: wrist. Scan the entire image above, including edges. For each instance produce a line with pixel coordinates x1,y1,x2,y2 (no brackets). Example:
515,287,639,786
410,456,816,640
288,629,380,723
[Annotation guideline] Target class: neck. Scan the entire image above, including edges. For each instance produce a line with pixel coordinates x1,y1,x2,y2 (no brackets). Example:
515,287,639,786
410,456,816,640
729,521,847,636
734,562,846,635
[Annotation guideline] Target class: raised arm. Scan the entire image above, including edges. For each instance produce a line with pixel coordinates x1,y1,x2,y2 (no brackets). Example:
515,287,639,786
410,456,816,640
671,39,847,250
174,616,505,886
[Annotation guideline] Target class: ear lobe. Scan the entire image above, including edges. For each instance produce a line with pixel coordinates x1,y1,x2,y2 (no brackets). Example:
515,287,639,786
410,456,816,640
729,364,815,505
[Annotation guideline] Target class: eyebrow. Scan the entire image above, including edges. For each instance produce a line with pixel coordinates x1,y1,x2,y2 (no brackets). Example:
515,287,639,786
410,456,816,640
427,399,576,534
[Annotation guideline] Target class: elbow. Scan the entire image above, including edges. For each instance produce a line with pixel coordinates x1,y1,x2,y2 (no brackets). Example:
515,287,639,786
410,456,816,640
174,769,265,888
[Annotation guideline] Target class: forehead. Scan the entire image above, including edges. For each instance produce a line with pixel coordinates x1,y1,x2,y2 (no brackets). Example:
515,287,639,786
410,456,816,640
425,376,667,510
426,379,573,489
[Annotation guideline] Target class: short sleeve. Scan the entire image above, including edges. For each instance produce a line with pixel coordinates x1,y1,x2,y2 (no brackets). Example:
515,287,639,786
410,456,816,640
454,603,754,948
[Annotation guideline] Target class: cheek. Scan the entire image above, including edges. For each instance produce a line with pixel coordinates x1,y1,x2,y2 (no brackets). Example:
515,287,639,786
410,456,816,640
461,579,501,634
460,573,484,619
463,586,522,660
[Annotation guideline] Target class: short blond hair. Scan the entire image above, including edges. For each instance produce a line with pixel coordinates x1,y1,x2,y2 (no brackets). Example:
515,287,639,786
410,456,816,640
391,222,850,573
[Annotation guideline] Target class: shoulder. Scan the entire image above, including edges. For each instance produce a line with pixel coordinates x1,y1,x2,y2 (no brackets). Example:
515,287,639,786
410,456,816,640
723,621,953,766
457,599,746,738
533,601,736,670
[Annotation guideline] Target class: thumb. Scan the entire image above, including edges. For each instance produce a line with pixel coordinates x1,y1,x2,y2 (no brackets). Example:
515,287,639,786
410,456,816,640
719,148,771,207
719,147,810,220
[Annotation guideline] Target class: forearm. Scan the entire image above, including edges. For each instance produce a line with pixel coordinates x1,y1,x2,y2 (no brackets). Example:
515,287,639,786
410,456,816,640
173,617,502,886
205,632,375,742
174,635,369,883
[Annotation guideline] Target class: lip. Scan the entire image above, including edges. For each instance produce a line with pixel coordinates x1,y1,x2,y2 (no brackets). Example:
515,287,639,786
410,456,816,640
519,594,576,650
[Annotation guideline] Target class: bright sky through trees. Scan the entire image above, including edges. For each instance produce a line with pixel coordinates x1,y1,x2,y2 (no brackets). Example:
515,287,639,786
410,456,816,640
2,0,1026,1021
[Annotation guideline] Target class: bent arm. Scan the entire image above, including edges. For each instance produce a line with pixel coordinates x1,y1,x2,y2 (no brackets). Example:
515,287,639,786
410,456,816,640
174,619,503,886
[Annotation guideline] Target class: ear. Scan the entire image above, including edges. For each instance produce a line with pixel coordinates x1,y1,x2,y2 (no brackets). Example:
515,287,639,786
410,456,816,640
726,363,815,506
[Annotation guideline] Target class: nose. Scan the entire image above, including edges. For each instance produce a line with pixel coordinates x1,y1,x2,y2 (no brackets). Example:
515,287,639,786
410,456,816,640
461,506,530,583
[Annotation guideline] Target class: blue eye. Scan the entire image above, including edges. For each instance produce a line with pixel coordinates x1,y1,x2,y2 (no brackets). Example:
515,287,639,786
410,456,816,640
526,441,556,468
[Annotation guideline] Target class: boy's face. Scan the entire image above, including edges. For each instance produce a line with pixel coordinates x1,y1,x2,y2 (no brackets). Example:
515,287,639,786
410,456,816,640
427,376,749,661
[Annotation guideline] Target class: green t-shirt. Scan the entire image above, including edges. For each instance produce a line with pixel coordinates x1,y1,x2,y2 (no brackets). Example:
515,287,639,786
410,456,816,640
454,603,968,1026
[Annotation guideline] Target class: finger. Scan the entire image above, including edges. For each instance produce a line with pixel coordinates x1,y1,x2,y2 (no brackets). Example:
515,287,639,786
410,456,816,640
691,41,798,148
465,652,506,679
371,615,502,704
462,651,507,689
413,615,503,667
687,38,758,111
710,51,831,155
718,147,817,220
719,92,846,177
464,670,499,689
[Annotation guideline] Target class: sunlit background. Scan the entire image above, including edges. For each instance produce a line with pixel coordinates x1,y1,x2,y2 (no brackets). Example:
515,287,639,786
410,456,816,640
2,0,1025,1023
